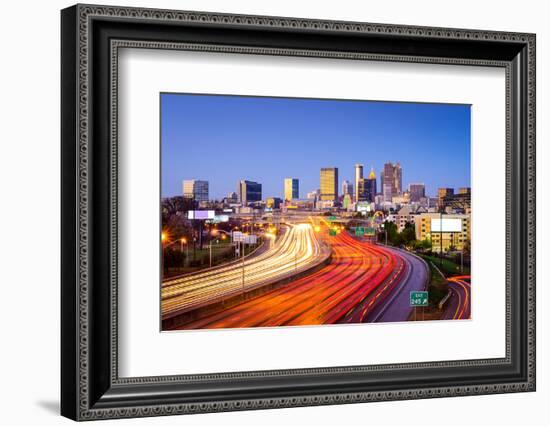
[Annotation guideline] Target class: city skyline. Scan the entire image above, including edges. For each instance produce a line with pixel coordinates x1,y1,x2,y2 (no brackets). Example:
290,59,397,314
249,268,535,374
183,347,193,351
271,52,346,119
161,93,471,200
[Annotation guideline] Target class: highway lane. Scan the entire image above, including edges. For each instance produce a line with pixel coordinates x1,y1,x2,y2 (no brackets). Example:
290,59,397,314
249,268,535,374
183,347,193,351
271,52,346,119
343,246,429,323
171,232,427,330
442,276,471,320
161,223,329,320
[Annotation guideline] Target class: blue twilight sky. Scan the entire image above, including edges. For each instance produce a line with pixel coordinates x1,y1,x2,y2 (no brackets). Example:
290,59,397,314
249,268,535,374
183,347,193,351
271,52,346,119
161,93,471,200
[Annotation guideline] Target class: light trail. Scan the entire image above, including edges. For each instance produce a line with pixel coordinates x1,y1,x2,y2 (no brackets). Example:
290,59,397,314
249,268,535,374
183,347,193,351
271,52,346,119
446,276,471,320
161,223,329,319
170,231,414,330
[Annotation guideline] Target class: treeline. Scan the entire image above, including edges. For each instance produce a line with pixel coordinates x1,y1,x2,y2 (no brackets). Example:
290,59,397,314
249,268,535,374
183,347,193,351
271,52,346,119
378,221,431,251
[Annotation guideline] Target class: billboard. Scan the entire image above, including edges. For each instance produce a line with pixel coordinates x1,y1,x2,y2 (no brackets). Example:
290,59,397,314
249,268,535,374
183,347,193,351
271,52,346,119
232,231,244,242
356,202,371,213
244,235,258,245
431,218,462,232
187,210,215,220
232,232,257,244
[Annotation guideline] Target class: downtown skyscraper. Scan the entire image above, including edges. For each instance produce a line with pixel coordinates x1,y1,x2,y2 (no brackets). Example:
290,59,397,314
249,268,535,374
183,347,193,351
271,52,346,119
320,167,338,201
381,162,402,202
183,179,209,202
284,178,299,201
408,183,426,202
238,180,262,205
354,164,363,202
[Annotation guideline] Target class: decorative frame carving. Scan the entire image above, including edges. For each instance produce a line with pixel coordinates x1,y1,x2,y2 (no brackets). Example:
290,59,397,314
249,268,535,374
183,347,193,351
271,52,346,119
61,4,536,421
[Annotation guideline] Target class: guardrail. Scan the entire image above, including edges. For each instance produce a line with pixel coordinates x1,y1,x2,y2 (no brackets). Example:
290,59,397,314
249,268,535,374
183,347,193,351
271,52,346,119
438,291,452,309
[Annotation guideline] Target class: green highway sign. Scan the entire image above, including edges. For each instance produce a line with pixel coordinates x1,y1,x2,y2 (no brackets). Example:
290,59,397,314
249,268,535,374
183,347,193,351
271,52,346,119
328,216,337,221
410,291,429,307
329,229,337,236
355,227,365,236
365,227,375,236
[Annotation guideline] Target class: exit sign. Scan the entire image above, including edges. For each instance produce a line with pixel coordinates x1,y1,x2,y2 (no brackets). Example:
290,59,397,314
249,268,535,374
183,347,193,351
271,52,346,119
410,291,428,307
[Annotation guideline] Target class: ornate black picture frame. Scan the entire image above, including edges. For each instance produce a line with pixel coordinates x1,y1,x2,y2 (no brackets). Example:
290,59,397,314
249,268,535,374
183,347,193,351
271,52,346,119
61,4,536,421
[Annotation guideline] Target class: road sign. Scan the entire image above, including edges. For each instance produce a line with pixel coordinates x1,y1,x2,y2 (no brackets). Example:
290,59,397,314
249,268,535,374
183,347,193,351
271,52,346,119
410,291,429,307
329,229,337,236
355,227,365,236
328,216,337,221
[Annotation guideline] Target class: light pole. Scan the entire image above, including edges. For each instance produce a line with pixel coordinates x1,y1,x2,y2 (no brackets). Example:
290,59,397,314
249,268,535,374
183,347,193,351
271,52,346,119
381,223,387,245
241,240,245,300
295,235,298,275
162,234,189,269
180,237,188,266
212,228,237,259
440,209,443,267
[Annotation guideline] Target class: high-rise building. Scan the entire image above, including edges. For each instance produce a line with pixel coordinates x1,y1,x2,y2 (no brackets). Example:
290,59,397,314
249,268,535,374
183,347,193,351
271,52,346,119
182,179,209,202
343,193,352,210
342,180,353,197
238,180,262,205
320,167,338,201
284,178,299,201
409,183,426,202
382,162,402,202
357,178,367,202
366,168,377,202
354,164,363,202
458,187,471,195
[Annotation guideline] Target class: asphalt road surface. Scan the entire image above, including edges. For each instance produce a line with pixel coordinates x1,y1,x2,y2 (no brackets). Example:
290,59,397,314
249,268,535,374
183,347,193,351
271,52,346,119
169,232,430,330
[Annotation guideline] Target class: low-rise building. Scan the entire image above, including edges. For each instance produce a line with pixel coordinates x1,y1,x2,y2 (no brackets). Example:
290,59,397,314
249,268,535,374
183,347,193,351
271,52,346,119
414,213,471,252
266,197,283,209
386,205,427,231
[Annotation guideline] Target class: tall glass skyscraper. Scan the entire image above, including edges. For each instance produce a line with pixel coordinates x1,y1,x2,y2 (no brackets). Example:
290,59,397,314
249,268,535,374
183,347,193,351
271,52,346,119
382,162,402,202
284,178,299,201
238,180,262,205
320,167,338,201
182,179,209,202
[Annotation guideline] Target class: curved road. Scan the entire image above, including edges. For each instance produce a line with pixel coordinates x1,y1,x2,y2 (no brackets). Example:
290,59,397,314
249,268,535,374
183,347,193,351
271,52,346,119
442,276,471,320
339,246,428,324
162,223,329,320
169,232,429,330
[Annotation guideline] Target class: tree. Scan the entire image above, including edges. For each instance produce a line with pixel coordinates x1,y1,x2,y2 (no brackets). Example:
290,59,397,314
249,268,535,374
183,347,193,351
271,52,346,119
401,222,416,246
379,220,399,245
161,196,197,223
421,238,432,250
462,238,471,257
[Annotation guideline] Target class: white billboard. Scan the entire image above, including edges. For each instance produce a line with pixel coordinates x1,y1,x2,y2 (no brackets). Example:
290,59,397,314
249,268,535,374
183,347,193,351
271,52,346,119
232,231,244,242
187,210,215,220
356,202,371,213
244,235,258,245
232,232,257,244
431,218,462,233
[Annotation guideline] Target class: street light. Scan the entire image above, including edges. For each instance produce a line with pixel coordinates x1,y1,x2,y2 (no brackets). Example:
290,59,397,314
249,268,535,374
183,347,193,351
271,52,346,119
381,223,388,245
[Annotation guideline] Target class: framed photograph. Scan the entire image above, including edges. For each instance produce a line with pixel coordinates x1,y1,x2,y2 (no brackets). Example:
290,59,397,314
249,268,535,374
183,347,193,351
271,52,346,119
61,4,536,421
